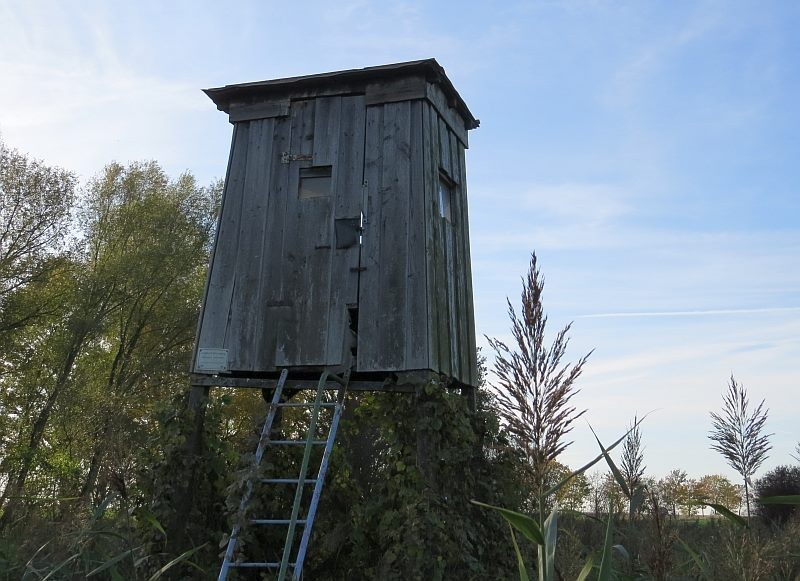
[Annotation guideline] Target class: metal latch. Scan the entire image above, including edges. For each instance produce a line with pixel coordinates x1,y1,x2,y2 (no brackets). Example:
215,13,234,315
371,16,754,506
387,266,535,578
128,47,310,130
281,152,313,164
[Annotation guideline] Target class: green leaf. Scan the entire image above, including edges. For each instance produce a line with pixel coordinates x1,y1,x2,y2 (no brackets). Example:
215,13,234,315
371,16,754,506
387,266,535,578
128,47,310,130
589,425,630,497
758,495,800,505
597,508,614,581
543,508,557,581
509,524,530,581
576,554,594,581
471,500,545,545
87,548,140,577
695,501,747,527
137,508,167,540
147,542,209,581
677,537,712,580
41,554,80,581
544,415,648,497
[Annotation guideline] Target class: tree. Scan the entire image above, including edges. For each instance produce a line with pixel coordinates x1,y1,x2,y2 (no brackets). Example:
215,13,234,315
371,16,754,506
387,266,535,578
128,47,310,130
791,442,800,463
619,414,646,518
0,139,75,329
0,161,217,530
658,469,689,518
0,140,76,334
545,461,590,512
755,465,800,525
708,375,772,518
696,474,742,515
486,252,591,522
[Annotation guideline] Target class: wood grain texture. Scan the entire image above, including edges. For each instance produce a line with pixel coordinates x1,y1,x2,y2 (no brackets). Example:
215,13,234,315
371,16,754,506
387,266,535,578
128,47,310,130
190,123,238,372
405,99,429,369
365,75,427,106
276,99,331,366
195,76,478,385
326,95,365,365
378,100,412,370
357,105,384,371
226,118,276,370
228,99,290,123
427,103,452,376
457,141,478,385
425,83,469,147
196,123,250,358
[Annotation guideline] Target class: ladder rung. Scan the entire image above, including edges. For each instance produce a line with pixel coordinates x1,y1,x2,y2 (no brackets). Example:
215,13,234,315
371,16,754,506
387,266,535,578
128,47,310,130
261,478,316,484
270,440,327,445
230,562,295,569
277,402,336,408
250,518,307,525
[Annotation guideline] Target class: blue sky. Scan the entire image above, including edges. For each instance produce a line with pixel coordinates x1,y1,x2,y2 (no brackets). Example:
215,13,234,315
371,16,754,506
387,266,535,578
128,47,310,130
1,0,798,482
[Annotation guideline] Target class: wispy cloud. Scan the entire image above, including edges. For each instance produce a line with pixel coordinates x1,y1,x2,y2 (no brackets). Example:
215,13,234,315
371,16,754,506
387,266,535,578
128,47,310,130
579,307,800,319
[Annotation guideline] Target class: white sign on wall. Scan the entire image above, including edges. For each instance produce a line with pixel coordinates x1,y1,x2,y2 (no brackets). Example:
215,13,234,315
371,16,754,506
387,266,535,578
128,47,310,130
196,348,229,372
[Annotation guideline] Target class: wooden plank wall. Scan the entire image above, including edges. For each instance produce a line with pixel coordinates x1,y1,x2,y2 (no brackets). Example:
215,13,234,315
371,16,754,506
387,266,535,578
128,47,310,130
422,101,477,385
359,100,429,372
196,96,364,373
195,87,476,386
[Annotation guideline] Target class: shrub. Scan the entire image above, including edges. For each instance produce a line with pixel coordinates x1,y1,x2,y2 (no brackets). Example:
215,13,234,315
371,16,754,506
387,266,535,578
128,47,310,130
755,465,800,525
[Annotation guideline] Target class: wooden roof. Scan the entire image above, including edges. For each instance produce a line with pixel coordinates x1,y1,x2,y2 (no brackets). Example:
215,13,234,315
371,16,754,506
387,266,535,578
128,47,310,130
204,59,479,130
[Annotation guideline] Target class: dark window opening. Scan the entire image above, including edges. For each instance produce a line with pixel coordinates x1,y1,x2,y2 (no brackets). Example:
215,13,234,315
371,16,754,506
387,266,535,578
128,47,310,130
347,306,359,358
299,165,332,198
438,172,454,222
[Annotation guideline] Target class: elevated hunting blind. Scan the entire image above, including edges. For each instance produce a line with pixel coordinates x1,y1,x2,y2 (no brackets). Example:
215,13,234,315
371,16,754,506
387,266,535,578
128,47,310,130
192,59,479,390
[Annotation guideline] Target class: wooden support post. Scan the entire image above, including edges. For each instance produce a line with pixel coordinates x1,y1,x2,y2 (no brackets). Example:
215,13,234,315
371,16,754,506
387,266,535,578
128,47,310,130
169,384,210,550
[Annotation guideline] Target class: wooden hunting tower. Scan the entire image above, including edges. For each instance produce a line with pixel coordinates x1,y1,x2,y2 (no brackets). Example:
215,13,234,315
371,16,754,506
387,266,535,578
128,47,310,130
192,59,479,389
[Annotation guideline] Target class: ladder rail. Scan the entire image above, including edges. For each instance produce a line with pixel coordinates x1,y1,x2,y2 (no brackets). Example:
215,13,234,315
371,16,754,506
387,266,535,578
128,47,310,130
292,374,348,579
218,369,289,581
218,368,349,581
277,370,333,581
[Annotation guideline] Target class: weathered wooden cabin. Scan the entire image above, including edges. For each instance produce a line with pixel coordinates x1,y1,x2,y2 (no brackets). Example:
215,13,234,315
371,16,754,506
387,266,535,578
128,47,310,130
191,59,479,389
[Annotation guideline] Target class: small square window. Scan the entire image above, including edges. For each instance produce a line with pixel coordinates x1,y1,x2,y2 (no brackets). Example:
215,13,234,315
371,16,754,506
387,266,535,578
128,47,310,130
299,166,332,198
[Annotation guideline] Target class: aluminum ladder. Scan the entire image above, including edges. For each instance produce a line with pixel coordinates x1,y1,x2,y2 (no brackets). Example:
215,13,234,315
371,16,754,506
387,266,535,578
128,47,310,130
218,368,349,580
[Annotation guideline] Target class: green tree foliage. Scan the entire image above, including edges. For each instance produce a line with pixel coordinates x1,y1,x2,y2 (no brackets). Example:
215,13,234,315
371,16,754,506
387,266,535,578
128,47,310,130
658,469,690,518
695,474,742,516
755,465,800,525
546,461,590,512
709,375,772,518
0,138,76,328
0,155,219,576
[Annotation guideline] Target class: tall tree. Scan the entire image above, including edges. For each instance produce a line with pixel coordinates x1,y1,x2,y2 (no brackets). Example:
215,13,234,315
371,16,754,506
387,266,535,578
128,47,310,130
708,375,772,518
0,139,75,330
0,161,217,528
487,252,591,523
73,162,216,504
696,474,742,515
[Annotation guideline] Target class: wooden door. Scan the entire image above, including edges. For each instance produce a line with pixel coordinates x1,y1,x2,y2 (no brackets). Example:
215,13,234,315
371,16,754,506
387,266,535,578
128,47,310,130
194,95,365,373
273,96,365,367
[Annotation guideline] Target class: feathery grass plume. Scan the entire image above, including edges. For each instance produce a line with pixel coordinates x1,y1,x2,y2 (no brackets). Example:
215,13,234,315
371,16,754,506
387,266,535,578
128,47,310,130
486,252,592,517
620,415,646,517
708,375,772,518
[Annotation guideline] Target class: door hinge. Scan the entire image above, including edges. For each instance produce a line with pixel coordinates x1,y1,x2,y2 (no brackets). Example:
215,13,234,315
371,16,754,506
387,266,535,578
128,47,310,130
281,152,313,164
